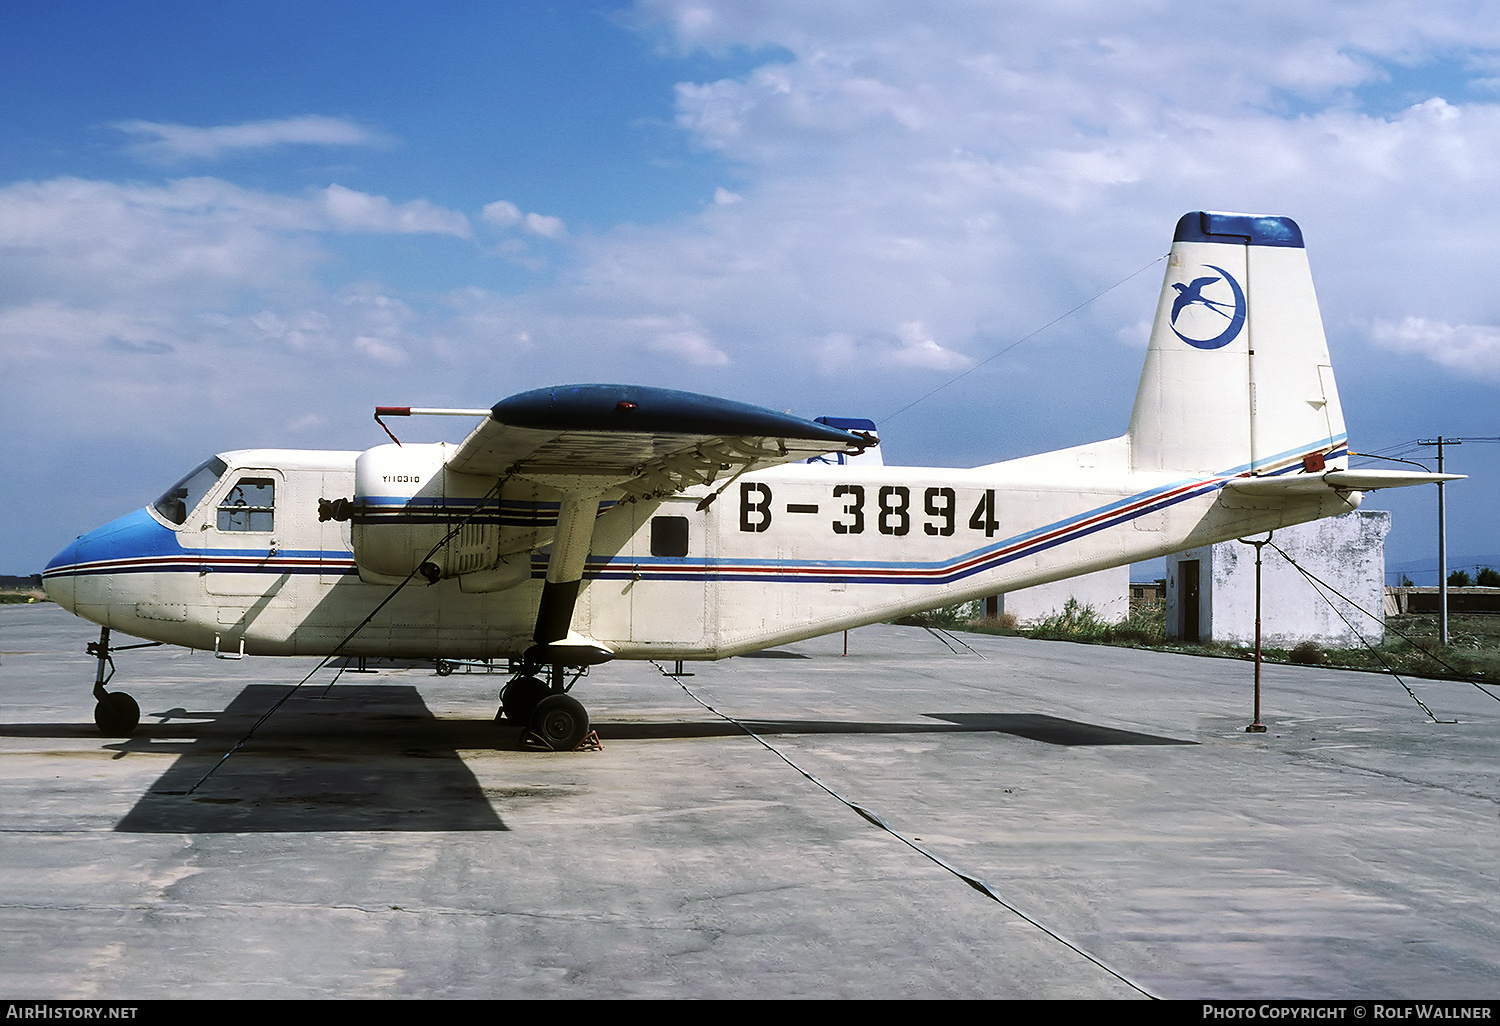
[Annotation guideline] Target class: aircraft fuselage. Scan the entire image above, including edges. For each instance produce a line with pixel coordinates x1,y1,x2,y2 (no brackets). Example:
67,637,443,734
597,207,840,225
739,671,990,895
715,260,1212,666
44,437,1357,661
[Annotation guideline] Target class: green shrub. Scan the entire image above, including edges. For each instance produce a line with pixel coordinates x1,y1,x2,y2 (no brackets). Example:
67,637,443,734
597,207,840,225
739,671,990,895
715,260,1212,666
1289,641,1325,664
896,599,982,628
1023,598,1165,646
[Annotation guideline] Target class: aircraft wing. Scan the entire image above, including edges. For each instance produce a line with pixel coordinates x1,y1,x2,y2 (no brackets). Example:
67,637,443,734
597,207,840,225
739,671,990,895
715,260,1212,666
444,384,876,499
1221,468,1463,495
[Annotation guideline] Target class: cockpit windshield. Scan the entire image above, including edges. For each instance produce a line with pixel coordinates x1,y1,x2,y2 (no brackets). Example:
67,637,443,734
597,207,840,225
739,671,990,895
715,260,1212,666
152,456,229,526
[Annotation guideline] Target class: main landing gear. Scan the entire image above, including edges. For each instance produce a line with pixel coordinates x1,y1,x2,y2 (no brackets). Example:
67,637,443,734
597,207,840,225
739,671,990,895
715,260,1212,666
87,627,157,736
497,666,593,751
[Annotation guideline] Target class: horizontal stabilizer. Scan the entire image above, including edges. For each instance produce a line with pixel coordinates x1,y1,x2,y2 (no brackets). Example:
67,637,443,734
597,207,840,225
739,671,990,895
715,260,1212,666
1222,469,1463,495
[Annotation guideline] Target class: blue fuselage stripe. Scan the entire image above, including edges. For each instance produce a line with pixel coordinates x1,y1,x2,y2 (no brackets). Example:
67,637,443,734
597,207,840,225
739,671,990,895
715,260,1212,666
45,438,1347,586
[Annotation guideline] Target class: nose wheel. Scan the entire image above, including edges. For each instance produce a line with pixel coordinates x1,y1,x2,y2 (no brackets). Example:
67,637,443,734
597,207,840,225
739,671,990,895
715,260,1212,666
86,627,155,737
94,691,140,736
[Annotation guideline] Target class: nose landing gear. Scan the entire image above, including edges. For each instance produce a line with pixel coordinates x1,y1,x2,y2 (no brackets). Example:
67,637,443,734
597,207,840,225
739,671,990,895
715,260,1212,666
87,627,159,737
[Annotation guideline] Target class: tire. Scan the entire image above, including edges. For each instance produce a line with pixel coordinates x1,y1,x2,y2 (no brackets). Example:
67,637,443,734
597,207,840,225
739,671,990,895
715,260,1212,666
94,692,140,737
500,675,549,724
529,694,590,751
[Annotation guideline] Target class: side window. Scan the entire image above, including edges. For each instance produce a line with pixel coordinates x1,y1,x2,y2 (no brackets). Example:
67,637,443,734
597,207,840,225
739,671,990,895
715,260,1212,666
218,478,275,532
650,515,689,557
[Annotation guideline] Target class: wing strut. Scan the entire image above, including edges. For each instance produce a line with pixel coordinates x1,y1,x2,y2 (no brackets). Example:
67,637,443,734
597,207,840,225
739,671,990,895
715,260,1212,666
526,491,614,669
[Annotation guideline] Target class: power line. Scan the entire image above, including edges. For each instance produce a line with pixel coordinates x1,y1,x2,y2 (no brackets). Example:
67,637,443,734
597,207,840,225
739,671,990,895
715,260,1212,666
879,253,1168,425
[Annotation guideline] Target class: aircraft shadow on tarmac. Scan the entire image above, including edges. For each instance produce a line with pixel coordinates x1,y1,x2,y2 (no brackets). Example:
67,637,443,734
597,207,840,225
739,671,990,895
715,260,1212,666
598,713,1194,747
3,683,1191,834
111,684,510,834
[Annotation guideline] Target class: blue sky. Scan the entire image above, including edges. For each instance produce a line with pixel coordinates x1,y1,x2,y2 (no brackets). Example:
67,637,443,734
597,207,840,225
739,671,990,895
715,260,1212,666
4,0,1500,584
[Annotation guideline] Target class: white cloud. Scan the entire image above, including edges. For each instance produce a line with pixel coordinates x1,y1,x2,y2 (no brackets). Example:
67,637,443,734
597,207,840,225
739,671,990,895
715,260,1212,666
0,177,471,315
318,183,471,237
112,115,392,162
0,178,323,330
1116,318,1153,350
481,199,566,239
0,174,469,427
523,212,567,238
1371,316,1500,379
352,334,408,366
805,323,970,377
589,1,1500,407
481,200,522,228
247,287,424,364
649,328,730,366
888,322,971,371
14,3,1500,494
0,300,181,361
16,6,1500,433
21,4,1499,422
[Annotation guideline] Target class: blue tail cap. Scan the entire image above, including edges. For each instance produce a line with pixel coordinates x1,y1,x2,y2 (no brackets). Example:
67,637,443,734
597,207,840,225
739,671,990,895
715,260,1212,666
1173,211,1304,249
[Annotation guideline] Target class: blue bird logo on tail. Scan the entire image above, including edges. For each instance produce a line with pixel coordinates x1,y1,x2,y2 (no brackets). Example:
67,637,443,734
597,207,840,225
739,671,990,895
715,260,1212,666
1168,265,1246,350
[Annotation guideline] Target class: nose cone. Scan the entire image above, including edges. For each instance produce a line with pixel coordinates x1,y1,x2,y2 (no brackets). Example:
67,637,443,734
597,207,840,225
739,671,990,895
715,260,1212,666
42,536,82,612
43,508,181,618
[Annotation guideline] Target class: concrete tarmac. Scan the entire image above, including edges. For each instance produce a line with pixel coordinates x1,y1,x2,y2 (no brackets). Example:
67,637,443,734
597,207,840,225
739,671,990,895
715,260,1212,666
2,601,1498,1000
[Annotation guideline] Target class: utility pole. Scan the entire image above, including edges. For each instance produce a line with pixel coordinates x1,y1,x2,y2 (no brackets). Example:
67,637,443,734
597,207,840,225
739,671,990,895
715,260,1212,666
1368,435,1490,647
1417,437,1460,645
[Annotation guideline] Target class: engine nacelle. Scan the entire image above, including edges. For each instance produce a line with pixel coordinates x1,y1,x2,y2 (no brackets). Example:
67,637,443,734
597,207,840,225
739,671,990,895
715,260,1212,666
347,443,547,589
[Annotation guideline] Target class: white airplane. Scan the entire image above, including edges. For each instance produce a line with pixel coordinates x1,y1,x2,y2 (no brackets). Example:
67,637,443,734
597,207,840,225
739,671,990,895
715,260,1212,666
43,211,1457,747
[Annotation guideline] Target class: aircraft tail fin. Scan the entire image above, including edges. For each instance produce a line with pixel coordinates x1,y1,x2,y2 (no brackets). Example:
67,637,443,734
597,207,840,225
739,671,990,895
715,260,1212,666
1127,212,1346,477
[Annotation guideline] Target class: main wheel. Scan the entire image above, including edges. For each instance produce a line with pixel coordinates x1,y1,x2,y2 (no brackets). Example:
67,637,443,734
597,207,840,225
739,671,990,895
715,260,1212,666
500,675,549,724
529,694,590,751
94,692,140,737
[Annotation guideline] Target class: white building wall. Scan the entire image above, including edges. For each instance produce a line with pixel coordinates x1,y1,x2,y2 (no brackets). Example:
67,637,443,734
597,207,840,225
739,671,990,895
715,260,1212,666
1000,565,1130,625
1166,510,1390,647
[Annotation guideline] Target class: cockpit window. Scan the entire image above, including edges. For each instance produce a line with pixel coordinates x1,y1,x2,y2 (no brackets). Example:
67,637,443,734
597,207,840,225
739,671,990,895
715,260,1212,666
217,478,275,532
152,457,228,526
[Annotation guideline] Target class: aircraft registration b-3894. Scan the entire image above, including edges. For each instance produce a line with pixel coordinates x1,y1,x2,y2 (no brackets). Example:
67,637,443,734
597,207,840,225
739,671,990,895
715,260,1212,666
43,211,1459,748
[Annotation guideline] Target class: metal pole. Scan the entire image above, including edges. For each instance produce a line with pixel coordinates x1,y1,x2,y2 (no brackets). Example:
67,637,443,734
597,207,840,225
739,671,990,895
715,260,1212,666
1437,438,1448,646
1241,534,1269,733
1417,436,1464,645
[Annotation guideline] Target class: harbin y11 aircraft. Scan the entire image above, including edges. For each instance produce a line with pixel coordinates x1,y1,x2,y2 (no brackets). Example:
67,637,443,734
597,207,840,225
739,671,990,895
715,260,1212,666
43,211,1458,749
